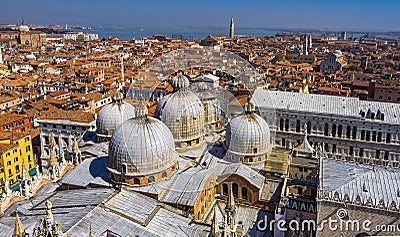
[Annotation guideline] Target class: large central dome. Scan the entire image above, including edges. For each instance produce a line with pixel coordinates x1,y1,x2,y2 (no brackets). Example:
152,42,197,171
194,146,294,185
108,103,178,186
225,101,271,164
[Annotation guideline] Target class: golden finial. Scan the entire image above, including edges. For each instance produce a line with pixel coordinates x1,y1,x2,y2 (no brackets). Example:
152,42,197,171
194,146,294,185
211,209,220,237
89,224,94,237
227,183,235,210
73,137,80,154
49,149,57,166
49,132,57,147
14,212,25,237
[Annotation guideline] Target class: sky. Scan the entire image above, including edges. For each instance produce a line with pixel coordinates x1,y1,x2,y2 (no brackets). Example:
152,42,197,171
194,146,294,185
1,0,400,31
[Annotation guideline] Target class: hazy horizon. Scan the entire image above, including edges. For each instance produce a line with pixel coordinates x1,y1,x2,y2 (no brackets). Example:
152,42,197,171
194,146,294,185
1,0,400,32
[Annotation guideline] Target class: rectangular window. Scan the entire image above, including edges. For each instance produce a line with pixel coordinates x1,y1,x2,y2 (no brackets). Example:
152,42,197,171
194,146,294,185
377,132,382,142
346,126,351,138
359,148,364,157
366,131,371,141
386,133,391,143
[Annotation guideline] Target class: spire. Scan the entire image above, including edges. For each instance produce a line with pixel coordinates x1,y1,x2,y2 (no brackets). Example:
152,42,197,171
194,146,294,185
49,132,57,147
211,209,220,237
225,184,237,236
49,149,57,167
21,163,30,181
303,34,308,55
44,199,54,226
89,224,94,237
120,56,125,81
73,137,80,154
293,123,314,155
229,17,235,38
14,212,25,237
226,184,235,210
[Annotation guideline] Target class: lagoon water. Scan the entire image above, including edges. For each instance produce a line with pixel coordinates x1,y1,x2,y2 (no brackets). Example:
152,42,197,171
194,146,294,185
70,27,281,40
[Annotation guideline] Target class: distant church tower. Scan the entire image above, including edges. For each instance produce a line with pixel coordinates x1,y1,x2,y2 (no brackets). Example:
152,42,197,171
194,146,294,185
308,34,312,49
0,46,3,64
303,34,308,55
230,18,235,38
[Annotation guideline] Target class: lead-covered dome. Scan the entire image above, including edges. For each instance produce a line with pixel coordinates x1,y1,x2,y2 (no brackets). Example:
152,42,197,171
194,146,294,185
108,116,177,176
96,92,136,140
194,82,224,134
225,101,271,164
171,73,190,90
156,74,205,150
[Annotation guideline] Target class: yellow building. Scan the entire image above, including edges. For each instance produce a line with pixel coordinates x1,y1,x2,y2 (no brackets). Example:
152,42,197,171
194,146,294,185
0,132,35,192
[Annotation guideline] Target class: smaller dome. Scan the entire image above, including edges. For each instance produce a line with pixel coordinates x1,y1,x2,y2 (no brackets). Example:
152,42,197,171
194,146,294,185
19,20,29,32
225,101,271,163
96,92,136,138
25,54,36,61
171,73,190,90
19,25,29,32
333,50,342,57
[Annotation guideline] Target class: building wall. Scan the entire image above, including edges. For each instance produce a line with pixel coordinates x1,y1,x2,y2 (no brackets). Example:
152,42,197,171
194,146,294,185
257,109,400,168
216,174,260,206
37,119,96,167
193,174,216,221
374,86,400,103
0,134,35,186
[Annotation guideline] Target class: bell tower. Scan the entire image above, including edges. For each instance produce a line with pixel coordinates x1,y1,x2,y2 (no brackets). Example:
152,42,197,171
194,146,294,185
229,18,235,38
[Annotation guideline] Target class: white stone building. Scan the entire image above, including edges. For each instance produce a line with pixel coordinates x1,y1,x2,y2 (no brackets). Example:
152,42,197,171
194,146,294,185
252,90,400,168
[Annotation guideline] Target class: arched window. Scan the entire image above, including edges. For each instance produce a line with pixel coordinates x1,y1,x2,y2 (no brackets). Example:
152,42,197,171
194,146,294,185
222,183,228,195
279,118,284,130
249,157,253,162
148,176,155,183
162,172,167,178
134,178,140,185
232,183,238,198
24,40,30,45
242,187,248,200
